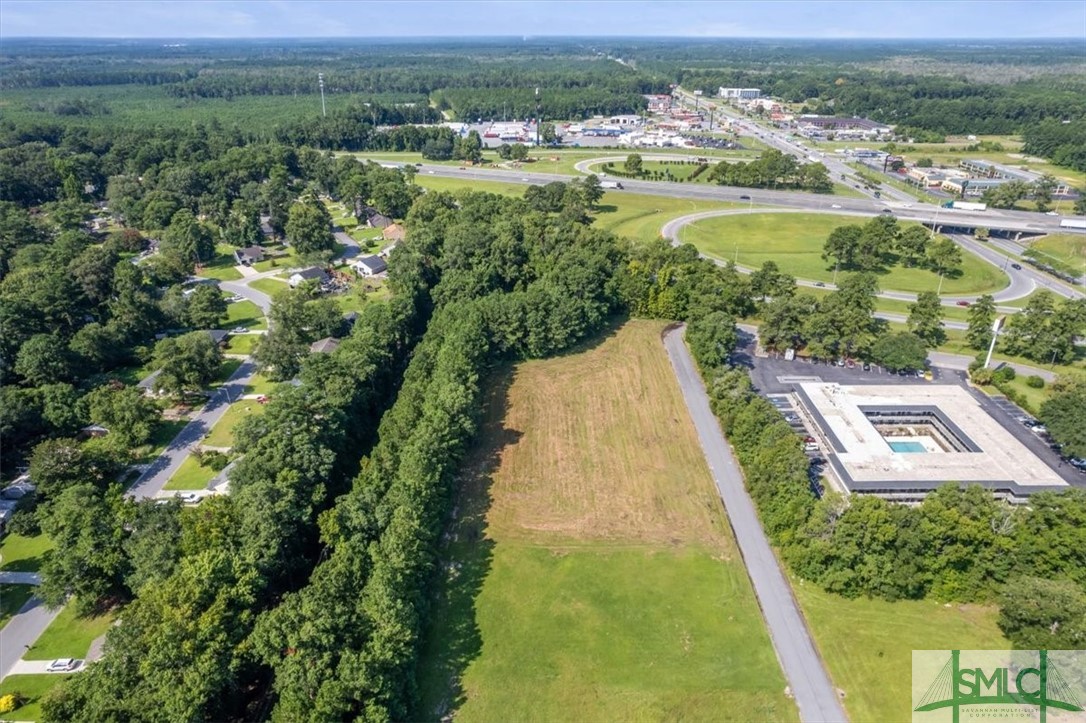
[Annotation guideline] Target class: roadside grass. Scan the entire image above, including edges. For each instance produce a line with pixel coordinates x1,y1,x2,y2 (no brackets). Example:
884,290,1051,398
413,174,526,197
223,333,260,356
795,583,1008,723
415,320,796,722
936,328,1086,376
225,299,265,330
162,454,217,491
249,277,290,299
1023,233,1086,278
25,603,116,661
680,212,1007,295
0,674,70,722
203,402,267,449
594,192,739,244
0,584,34,627
194,244,243,282
241,373,278,396
0,533,55,573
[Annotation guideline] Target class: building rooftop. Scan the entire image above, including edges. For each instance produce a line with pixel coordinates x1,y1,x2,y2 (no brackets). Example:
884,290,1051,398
795,383,1068,499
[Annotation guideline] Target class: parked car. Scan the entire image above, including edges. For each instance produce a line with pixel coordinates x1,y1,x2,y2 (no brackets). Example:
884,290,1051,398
862,362,871,371
176,492,202,505
47,658,80,672
232,326,248,334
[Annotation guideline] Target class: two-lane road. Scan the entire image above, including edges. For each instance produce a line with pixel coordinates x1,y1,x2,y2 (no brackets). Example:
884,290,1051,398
663,326,847,723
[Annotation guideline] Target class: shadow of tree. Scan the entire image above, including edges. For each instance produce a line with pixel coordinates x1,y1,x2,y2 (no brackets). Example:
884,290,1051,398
411,367,519,721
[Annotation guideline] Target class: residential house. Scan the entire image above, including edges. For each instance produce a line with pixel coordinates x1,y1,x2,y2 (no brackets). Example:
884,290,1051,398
352,255,387,277
382,224,406,243
259,215,278,239
309,337,341,354
288,267,330,288
234,246,265,266
207,330,230,346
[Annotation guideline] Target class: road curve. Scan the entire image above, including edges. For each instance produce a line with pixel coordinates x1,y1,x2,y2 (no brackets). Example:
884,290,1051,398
662,326,848,723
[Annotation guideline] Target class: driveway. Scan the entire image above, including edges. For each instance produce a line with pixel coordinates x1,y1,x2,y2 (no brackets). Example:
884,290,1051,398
6,658,84,675
662,326,847,723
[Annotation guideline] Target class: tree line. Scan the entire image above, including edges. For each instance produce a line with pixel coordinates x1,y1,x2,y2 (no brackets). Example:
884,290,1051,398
706,149,833,192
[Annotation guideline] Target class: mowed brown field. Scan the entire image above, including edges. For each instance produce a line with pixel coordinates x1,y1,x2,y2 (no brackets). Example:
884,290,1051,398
416,320,796,723
479,319,734,549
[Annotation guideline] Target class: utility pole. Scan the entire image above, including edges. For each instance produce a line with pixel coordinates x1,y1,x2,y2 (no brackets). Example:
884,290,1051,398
318,73,326,117
535,87,541,147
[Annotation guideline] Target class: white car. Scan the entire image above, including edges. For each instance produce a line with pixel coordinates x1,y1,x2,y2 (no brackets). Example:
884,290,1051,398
176,492,202,505
1046,211,1059,216
830,204,842,209
227,295,244,303
232,326,248,334
47,658,80,672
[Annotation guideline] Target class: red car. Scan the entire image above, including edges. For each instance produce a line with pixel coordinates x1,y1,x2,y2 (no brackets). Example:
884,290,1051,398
956,301,970,307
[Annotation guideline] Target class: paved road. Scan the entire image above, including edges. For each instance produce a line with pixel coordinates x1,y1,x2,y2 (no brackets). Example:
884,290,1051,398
221,278,275,314
126,360,257,500
0,597,62,681
662,327,848,723
0,571,41,585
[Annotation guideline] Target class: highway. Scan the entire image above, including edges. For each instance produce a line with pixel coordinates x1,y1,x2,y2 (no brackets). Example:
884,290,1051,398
415,163,1070,237
663,326,848,723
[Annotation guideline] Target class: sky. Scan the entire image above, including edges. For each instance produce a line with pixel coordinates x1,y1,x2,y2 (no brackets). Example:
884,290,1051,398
2,0,1084,39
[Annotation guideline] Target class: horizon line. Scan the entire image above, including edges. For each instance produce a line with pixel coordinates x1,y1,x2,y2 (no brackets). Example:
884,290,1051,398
3,34,1085,41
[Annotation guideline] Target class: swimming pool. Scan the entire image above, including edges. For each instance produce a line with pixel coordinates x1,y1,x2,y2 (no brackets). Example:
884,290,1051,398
889,440,927,453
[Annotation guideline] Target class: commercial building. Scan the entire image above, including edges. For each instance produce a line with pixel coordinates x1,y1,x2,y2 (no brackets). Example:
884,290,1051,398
792,383,1069,504
718,87,762,99
795,115,892,140
957,159,1072,195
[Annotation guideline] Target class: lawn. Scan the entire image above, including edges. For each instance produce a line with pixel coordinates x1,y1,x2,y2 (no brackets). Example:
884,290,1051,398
415,320,796,723
194,243,243,282
203,401,267,449
210,358,243,387
225,299,266,330
0,674,71,722
937,328,1086,376
223,332,260,356
978,373,1053,416
131,418,189,466
413,174,527,198
680,212,1008,295
0,533,54,573
25,603,116,661
162,454,217,491
249,277,289,299
0,584,34,627
241,372,279,396
795,583,1009,723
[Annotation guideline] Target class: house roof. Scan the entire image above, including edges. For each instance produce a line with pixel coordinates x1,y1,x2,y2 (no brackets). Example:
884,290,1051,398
291,267,329,281
353,255,387,273
235,246,264,261
309,337,341,353
208,330,230,344
383,224,406,241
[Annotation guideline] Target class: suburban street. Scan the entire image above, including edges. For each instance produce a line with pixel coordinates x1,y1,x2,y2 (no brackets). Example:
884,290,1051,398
663,326,848,723
126,359,258,500
0,597,61,681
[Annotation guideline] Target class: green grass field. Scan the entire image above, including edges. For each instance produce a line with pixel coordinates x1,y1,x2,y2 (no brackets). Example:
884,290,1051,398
0,584,34,627
25,603,115,661
225,299,266,330
0,533,54,573
416,321,795,722
162,454,217,491
680,212,1007,295
0,673,70,722
977,374,1051,416
203,402,267,449
795,584,1008,723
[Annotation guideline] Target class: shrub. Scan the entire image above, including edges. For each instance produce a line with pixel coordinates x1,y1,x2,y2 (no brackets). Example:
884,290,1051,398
970,367,995,385
995,365,1016,382
1025,375,1045,389
0,693,24,714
